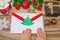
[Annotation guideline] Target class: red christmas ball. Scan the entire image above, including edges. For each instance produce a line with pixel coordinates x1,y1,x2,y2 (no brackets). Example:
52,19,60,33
44,20,50,26
16,4,21,10
37,5,42,11
22,1,30,9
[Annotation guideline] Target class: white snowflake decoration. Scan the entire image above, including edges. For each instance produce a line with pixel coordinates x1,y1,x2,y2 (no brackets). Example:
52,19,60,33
0,17,9,30
0,19,3,30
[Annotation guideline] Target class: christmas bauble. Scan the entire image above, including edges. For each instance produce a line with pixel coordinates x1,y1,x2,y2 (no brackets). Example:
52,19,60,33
37,5,42,11
16,4,21,10
44,20,50,26
51,19,57,25
22,1,30,9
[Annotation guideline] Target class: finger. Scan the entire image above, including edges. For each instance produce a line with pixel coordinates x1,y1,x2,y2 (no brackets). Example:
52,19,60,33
37,28,44,38
38,28,46,38
24,30,26,35
29,29,32,40
43,31,47,40
22,30,25,34
28,29,31,32
34,35,37,40
37,28,43,37
43,31,46,37
28,29,32,37
21,30,25,37
37,28,39,36
26,28,30,36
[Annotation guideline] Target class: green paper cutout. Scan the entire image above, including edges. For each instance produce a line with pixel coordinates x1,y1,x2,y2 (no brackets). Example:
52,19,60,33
39,0,43,5
18,0,23,5
21,16,34,26
13,0,17,7
13,0,23,7
29,0,33,5
33,2,38,9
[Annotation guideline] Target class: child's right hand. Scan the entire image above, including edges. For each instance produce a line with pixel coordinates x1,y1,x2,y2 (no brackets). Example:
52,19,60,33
34,28,47,40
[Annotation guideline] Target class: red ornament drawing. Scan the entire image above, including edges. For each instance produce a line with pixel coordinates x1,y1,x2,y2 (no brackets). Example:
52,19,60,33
16,4,21,10
22,1,30,9
37,5,42,11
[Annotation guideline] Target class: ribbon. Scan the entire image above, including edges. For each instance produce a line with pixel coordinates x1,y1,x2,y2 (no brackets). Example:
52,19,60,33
46,2,53,15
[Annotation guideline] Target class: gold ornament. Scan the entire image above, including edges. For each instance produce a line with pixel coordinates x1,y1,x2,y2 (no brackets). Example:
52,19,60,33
51,19,57,25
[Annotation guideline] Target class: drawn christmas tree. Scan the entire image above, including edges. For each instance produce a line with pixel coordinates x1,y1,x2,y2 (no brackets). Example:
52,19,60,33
21,16,34,26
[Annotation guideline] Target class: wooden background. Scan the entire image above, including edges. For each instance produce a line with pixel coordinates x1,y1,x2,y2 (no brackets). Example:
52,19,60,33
0,15,60,40
0,1,60,40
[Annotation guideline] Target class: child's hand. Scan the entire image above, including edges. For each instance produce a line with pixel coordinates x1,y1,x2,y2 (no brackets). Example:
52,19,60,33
21,29,32,40
34,28,46,40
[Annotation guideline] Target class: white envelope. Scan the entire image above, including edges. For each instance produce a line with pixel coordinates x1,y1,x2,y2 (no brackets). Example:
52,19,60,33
10,12,44,33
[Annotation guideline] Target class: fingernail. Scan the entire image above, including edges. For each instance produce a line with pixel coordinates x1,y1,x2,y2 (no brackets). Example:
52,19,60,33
38,28,42,30
29,29,31,30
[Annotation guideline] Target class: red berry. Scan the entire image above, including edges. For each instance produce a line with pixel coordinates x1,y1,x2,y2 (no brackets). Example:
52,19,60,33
16,4,20,10
32,0,37,4
37,5,42,11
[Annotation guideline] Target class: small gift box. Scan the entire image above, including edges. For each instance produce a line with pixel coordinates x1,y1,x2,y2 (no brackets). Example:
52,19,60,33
45,1,60,16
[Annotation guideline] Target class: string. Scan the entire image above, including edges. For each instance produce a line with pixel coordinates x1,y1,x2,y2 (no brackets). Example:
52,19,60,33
59,1,60,7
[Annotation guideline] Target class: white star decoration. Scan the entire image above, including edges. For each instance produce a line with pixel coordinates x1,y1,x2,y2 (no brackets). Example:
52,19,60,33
0,17,9,30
